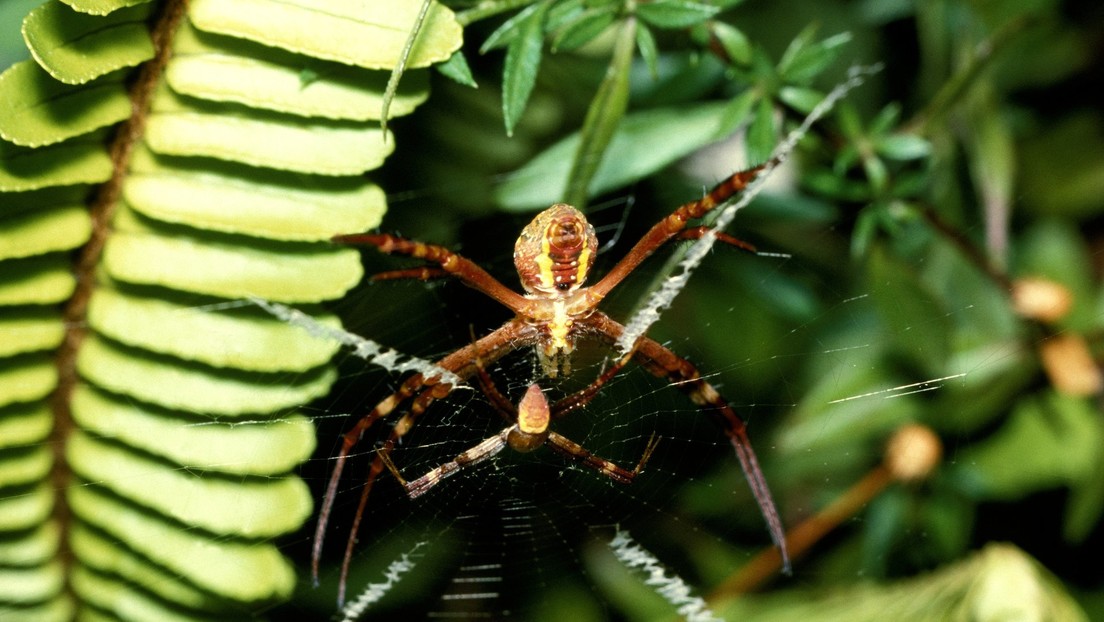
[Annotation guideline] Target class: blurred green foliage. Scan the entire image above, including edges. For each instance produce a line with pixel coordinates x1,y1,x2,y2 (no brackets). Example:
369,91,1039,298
331,0,1104,619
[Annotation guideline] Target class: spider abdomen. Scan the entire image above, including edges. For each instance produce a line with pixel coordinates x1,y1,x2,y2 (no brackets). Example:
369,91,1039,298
514,204,598,295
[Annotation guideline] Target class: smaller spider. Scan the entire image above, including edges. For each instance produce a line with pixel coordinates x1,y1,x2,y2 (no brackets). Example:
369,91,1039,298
318,161,789,605
380,346,660,498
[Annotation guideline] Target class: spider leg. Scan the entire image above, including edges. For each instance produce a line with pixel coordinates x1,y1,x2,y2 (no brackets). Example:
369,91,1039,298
333,233,531,313
317,319,540,605
586,160,777,301
674,226,757,254
387,427,513,499
545,430,659,484
582,311,791,573
369,266,450,281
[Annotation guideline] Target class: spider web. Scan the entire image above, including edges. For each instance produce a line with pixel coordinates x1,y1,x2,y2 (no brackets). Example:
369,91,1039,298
256,68,1003,620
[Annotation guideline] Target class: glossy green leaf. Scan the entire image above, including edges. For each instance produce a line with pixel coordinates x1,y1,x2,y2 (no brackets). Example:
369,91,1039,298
502,1,548,137
0,256,77,305
635,23,658,79
76,334,337,417
68,484,295,602
496,101,732,210
104,217,363,303
0,204,91,260
552,8,616,53
435,50,477,88
124,145,386,241
711,21,751,65
0,60,130,147
58,0,152,16
0,402,52,450
71,384,315,476
479,2,541,53
67,429,311,538
635,0,719,29
22,0,154,84
746,96,776,165
87,287,341,372
168,20,430,121
0,308,65,357
70,524,214,611
778,85,824,114
0,445,51,488
189,0,462,71
145,92,394,175
777,29,852,85
564,16,635,208
0,136,112,191
0,354,56,409
878,133,931,161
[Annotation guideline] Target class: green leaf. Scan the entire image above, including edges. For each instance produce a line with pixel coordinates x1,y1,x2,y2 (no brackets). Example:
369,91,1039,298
435,49,477,88
635,23,659,79
552,7,617,53
711,21,751,65
496,101,732,210
0,402,52,450
746,96,776,164
67,429,311,538
103,223,364,303
865,243,950,373
777,85,824,114
501,1,549,136
71,384,316,476
0,483,51,532
564,16,635,208
635,0,720,29
86,286,341,372
70,523,216,611
0,255,76,306
124,143,386,241
189,0,463,70
146,86,394,175
68,485,295,602
878,133,931,161
75,334,337,417
0,60,130,147
778,28,852,85
0,354,56,409
480,2,545,53
22,0,154,84
0,308,64,357
0,135,112,192
167,21,430,121
956,391,1102,501
58,0,151,16
0,446,51,488
0,204,91,260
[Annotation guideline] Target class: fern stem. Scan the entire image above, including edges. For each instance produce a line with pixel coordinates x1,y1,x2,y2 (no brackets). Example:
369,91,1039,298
51,0,191,585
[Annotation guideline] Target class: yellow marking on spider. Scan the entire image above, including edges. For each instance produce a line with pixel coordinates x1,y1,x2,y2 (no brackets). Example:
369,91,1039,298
535,235,556,290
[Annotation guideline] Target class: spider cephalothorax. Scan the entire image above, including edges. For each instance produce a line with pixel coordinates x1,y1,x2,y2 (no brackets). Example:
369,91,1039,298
322,162,786,605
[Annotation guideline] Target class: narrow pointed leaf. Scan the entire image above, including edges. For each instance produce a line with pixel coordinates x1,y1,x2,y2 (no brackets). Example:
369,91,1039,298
502,2,549,136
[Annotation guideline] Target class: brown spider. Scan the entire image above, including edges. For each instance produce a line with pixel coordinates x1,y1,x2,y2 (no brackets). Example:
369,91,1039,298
379,347,660,500
319,163,788,604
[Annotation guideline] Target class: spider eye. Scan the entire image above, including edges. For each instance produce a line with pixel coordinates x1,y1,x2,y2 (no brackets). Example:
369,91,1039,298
556,282,571,291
